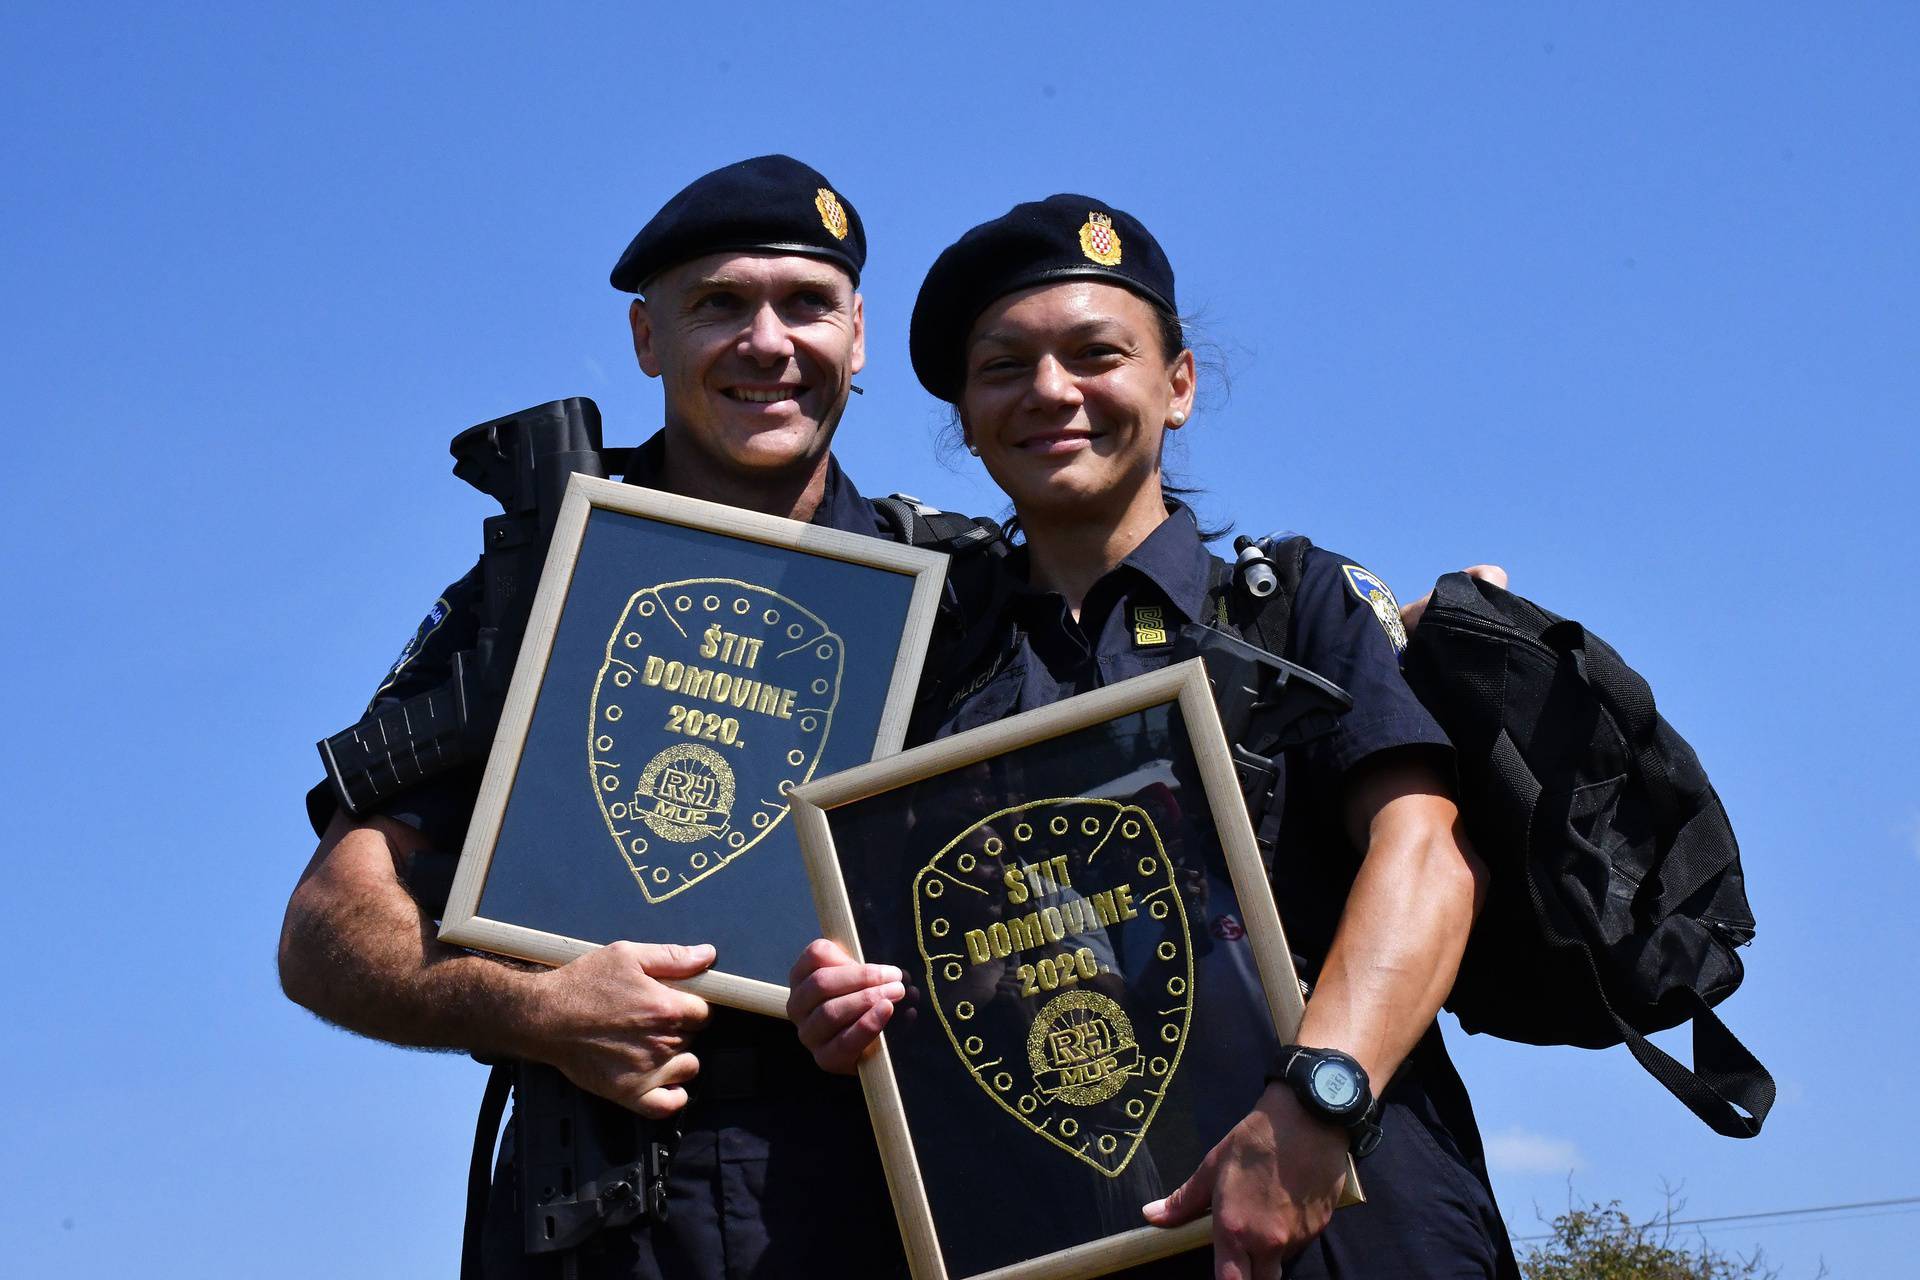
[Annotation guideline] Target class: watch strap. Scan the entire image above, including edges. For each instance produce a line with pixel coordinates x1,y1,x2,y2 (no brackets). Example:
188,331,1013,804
1270,1045,1383,1158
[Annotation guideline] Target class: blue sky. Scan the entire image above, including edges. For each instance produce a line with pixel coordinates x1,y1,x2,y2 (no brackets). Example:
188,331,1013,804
3,4,1915,1275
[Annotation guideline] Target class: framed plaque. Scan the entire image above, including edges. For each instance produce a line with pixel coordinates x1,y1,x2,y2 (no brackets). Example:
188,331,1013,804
440,473,948,1016
791,661,1355,1280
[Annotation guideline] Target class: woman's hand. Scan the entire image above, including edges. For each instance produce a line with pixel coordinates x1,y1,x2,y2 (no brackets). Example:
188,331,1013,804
1141,1084,1350,1280
787,938,906,1074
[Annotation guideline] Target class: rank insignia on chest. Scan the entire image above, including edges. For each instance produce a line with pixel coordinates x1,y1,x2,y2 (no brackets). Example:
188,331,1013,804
1079,211,1123,266
1131,604,1169,648
1341,564,1409,653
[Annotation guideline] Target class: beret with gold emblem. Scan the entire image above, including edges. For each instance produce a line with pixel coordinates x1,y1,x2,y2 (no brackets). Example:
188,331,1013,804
610,154,866,293
910,193,1177,402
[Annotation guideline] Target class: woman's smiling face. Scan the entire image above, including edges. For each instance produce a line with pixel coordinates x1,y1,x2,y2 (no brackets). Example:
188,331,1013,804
959,280,1193,527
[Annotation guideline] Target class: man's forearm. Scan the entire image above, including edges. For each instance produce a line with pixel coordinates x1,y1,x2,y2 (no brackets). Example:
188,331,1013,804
278,812,545,1060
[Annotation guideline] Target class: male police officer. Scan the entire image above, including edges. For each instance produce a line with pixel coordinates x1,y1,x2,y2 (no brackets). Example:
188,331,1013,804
280,155,914,1278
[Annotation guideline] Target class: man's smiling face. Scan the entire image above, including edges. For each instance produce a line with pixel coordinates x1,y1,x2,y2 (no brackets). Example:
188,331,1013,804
630,251,865,485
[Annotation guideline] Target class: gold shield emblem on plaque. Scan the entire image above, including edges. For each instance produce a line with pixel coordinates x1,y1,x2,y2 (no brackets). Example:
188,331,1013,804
588,579,843,902
913,797,1194,1177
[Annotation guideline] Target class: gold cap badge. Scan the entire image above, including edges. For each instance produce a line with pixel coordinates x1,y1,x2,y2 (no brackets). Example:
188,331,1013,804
1078,211,1122,266
815,188,850,241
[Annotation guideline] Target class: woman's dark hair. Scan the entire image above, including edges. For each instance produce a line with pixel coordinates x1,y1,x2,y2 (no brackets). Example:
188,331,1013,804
1143,300,1231,540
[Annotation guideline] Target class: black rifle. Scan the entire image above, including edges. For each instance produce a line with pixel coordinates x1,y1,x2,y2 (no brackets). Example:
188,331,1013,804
317,397,627,819
305,398,671,1273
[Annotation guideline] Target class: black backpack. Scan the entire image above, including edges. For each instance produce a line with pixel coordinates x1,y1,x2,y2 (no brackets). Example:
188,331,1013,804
1210,542,1774,1140
1400,571,1773,1138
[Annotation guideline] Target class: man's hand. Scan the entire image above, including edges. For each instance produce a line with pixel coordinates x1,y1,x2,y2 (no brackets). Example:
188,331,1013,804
279,812,716,1117
787,938,904,1075
1400,563,1509,634
524,941,715,1117
1142,1084,1349,1280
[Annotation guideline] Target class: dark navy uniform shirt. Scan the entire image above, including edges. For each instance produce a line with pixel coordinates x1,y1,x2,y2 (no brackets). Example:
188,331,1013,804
930,504,1451,968
928,506,1518,1280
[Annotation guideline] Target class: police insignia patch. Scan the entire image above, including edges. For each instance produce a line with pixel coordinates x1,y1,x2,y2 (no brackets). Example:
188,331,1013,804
1131,604,1168,647
1078,211,1123,266
1341,564,1409,653
815,188,850,241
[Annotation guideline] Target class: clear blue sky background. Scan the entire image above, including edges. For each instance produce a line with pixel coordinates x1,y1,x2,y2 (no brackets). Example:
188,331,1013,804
3,4,1915,1276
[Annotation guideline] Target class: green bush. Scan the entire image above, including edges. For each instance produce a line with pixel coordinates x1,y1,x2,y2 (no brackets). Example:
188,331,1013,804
1520,1200,1781,1280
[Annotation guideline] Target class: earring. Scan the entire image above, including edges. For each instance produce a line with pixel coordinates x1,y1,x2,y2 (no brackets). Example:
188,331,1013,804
966,442,981,456
1169,411,1187,427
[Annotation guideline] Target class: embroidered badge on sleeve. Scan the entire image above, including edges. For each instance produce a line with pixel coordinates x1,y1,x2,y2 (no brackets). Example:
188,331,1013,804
368,596,451,706
1341,564,1409,653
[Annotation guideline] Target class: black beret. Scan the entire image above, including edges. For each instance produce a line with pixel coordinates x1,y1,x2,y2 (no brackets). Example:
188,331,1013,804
910,194,1177,402
610,154,866,293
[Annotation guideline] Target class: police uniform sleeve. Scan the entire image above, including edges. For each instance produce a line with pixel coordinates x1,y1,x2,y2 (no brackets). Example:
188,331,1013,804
301,564,488,865
1288,547,1452,775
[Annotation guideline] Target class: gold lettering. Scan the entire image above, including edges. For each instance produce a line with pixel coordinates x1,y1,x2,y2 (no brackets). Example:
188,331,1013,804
1041,907,1065,943
1004,866,1028,905
634,657,798,722
1008,913,1039,951
965,929,991,964
1115,884,1137,921
1091,888,1118,927
699,625,765,668
988,921,1012,958
1049,854,1072,890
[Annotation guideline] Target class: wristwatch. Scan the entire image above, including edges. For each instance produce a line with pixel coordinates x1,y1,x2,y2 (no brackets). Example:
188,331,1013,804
1270,1045,1383,1158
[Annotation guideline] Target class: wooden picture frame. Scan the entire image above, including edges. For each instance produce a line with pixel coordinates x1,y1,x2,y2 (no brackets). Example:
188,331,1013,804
441,473,948,1017
791,661,1357,1280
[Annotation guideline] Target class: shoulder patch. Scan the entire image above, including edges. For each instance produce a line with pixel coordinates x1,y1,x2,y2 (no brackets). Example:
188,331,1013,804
370,596,452,702
1341,564,1409,653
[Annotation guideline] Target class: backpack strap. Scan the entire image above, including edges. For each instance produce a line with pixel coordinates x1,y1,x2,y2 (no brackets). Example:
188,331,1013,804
874,493,1007,555
875,495,1016,739
460,1064,513,1280
1205,532,1311,659
1486,727,1775,1138
1197,533,1316,861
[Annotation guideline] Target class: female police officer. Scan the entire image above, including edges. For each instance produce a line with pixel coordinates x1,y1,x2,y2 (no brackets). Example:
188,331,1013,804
789,196,1519,1280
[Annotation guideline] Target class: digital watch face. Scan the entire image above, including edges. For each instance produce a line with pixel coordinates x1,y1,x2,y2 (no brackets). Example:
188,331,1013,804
1308,1058,1361,1113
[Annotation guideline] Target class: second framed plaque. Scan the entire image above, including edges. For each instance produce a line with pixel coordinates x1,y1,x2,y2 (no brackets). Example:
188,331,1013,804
440,473,948,1016
791,662,1355,1280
